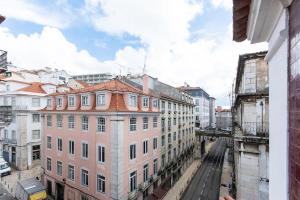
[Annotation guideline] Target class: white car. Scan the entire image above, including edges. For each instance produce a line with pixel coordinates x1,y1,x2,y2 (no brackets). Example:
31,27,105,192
0,158,11,177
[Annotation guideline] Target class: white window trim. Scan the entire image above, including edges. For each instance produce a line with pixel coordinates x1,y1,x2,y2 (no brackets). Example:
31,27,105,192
46,156,52,172
67,164,75,182
96,116,106,133
129,94,138,107
97,143,106,164
129,143,137,161
80,168,89,187
143,139,149,155
96,173,106,194
142,96,149,108
57,137,63,152
129,169,138,193
68,95,75,107
96,93,106,106
81,141,89,160
56,97,63,107
81,94,90,106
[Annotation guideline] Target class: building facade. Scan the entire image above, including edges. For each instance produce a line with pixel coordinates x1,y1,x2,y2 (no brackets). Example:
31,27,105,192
178,84,210,129
42,79,162,200
71,73,114,85
216,109,231,131
232,51,269,200
127,75,196,194
0,81,56,170
209,97,216,128
232,0,300,199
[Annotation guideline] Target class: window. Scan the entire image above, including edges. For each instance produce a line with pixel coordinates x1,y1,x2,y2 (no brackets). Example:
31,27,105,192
47,98,52,107
11,97,16,106
82,143,88,159
168,134,171,143
4,130,7,139
47,115,52,127
81,194,88,200
174,103,177,111
153,138,158,150
129,95,137,107
97,145,105,163
195,99,200,106
168,118,171,128
81,95,89,106
173,132,176,141
143,97,149,107
168,102,171,110
143,117,148,130
81,116,89,131
129,144,136,160
32,130,40,140
57,161,62,176
130,117,137,132
57,138,62,151
152,99,158,108
68,165,75,181
68,96,75,107
195,107,199,112
68,115,75,129
47,136,51,149
153,117,158,128
96,94,105,106
32,98,40,107
81,169,89,187
11,130,16,140
57,114,63,128
47,158,51,171
32,145,40,160
69,140,75,155
97,175,105,193
173,148,177,158
57,98,62,107
161,101,165,110
32,114,40,123
6,85,10,91
143,140,148,154
130,171,137,192
97,117,105,132
161,135,165,146
143,164,149,182
153,159,158,175
173,117,176,125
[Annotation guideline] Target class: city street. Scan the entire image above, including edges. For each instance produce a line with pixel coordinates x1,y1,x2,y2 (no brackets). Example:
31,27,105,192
0,183,15,200
181,138,227,200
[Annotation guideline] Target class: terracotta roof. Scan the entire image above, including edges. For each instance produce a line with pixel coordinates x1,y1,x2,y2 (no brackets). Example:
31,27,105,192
232,0,251,42
107,93,128,112
50,79,147,96
17,82,47,94
75,79,91,87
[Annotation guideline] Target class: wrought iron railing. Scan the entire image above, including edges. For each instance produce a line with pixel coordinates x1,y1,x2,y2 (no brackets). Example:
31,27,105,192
242,122,269,137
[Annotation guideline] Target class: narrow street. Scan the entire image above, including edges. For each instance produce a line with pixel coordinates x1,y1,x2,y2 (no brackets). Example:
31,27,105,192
181,138,227,200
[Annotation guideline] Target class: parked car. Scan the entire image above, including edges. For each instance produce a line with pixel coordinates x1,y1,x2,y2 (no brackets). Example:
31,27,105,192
0,158,11,177
15,178,47,200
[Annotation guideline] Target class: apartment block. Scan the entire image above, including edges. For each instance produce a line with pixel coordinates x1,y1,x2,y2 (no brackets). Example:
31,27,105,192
71,73,114,85
232,51,269,200
41,78,161,200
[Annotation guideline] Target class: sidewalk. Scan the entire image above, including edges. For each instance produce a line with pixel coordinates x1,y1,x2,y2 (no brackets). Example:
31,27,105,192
163,141,215,200
219,148,233,197
0,166,43,195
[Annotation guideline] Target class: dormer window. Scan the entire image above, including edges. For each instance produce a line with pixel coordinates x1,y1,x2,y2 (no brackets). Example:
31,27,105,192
152,99,158,108
57,97,63,107
96,93,105,106
81,95,89,106
68,96,75,107
129,94,137,107
142,97,149,108
47,98,52,107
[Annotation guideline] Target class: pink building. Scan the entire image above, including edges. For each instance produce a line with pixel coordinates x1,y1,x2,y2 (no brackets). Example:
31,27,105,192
41,79,161,200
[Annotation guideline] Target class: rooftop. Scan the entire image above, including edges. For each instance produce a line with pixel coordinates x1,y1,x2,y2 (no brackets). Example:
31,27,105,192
232,0,251,42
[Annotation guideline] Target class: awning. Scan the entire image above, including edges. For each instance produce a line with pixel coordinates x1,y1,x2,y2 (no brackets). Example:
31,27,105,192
29,191,47,200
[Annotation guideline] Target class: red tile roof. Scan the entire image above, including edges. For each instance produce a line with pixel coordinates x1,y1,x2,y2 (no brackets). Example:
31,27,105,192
17,82,46,94
50,79,148,96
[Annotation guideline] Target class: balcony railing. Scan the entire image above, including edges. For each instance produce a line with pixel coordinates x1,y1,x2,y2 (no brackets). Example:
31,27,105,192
13,105,28,110
242,122,269,137
128,190,138,200
2,138,17,144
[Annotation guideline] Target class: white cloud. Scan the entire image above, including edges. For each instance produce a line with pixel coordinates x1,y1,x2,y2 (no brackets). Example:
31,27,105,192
0,26,119,75
0,0,74,28
210,0,232,10
84,0,203,47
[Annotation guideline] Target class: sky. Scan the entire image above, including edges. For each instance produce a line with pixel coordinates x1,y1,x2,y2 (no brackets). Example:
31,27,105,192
0,0,267,106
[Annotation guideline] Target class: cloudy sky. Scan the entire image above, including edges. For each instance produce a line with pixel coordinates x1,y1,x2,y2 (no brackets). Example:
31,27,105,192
0,0,267,106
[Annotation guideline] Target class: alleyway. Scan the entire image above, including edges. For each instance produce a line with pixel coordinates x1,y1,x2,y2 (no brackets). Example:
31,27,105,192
180,138,227,200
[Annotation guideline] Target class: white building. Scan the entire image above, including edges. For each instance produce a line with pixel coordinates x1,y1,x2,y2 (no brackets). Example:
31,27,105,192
0,81,56,170
232,1,300,199
178,84,211,129
71,73,114,85
209,97,216,128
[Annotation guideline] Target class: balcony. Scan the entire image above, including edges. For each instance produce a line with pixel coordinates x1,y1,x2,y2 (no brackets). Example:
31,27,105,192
12,105,28,110
242,122,269,137
161,110,165,114
168,143,172,149
2,138,17,145
128,190,138,200
139,180,150,191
